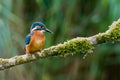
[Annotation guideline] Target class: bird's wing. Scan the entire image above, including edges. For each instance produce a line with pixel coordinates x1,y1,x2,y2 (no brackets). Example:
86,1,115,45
25,34,31,45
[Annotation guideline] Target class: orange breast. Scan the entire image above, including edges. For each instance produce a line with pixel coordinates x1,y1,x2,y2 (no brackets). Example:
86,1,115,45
26,31,45,53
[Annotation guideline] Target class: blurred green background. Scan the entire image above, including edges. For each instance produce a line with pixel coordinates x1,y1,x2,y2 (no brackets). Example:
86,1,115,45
0,0,120,80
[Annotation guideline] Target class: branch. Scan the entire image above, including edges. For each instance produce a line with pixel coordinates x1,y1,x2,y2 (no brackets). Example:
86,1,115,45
0,19,120,71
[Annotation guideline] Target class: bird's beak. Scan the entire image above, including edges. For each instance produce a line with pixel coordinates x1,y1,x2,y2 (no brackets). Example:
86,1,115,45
45,28,53,34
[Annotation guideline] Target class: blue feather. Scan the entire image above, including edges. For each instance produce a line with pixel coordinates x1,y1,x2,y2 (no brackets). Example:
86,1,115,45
30,22,45,31
25,34,31,45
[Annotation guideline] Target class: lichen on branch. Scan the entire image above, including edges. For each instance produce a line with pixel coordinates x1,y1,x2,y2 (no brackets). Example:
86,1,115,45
0,18,120,71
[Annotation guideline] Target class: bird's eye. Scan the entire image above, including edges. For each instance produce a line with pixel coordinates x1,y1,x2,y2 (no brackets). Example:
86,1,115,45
41,26,44,28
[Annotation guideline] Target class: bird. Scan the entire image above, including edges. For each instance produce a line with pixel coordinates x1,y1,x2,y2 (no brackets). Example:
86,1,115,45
25,22,53,54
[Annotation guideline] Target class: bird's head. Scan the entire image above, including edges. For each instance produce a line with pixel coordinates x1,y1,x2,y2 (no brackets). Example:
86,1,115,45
30,22,53,33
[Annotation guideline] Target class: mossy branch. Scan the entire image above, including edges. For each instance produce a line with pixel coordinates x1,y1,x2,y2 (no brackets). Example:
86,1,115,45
0,19,120,71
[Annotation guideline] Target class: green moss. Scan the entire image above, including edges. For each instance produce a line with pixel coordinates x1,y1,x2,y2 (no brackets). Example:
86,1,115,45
33,53,41,58
96,19,120,44
0,59,9,65
15,56,26,64
43,37,94,57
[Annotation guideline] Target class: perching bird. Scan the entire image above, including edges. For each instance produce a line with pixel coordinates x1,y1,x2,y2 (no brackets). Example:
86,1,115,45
25,22,53,54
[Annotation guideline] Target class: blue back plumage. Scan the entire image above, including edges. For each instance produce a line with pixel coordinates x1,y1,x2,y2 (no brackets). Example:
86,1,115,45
30,22,45,31
25,34,31,45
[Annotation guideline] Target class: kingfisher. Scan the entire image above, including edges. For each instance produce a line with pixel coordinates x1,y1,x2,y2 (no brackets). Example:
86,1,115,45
25,22,53,54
